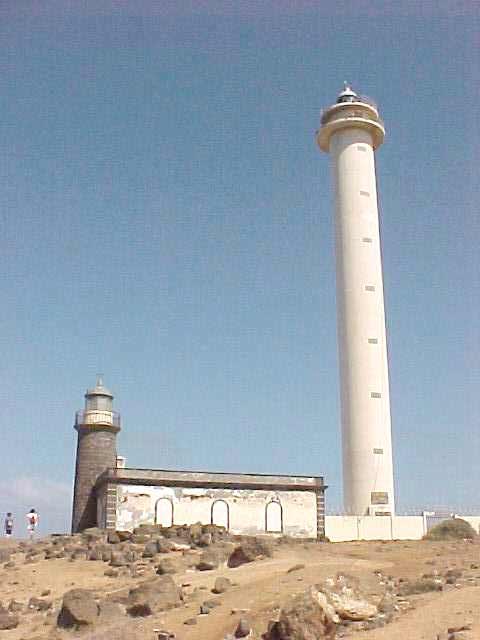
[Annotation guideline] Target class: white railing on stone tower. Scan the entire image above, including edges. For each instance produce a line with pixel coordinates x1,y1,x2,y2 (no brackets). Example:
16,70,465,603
75,409,121,428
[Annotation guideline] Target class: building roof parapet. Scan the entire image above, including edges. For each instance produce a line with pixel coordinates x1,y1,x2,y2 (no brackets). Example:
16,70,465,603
96,467,326,492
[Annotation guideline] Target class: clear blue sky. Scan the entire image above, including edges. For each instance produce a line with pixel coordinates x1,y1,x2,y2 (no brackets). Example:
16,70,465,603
1,1,478,534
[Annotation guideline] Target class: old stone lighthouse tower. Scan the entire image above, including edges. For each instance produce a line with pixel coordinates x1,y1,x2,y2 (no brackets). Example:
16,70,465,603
71,376,121,533
317,85,395,516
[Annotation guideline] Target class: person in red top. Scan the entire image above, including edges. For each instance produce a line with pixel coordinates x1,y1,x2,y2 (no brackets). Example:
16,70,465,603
26,508,38,539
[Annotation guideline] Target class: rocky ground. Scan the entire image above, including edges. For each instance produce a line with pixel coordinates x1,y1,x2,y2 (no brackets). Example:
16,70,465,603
0,525,479,639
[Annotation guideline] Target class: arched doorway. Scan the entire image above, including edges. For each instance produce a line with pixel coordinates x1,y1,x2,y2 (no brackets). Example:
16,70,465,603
211,499,229,530
155,497,174,527
265,500,283,533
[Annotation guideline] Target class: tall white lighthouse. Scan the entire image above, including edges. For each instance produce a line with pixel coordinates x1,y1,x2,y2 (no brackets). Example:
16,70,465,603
318,84,395,516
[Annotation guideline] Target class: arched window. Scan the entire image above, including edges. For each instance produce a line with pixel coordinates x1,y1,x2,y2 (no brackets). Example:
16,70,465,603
211,499,229,531
265,500,283,533
155,497,174,527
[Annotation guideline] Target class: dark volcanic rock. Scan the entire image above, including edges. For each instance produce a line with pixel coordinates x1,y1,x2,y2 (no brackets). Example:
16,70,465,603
212,577,231,594
197,532,212,547
0,612,19,630
155,558,180,575
97,600,125,624
157,539,176,553
264,587,337,640
235,618,251,637
143,541,159,558
81,527,106,543
107,531,121,544
228,538,273,568
116,530,133,542
197,549,224,571
28,597,52,611
126,576,183,616
57,589,99,628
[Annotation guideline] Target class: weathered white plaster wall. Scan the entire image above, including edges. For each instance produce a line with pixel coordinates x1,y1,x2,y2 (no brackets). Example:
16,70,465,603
115,484,317,538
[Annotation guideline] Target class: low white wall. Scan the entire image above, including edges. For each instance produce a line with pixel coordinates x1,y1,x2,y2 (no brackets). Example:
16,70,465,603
325,515,425,541
115,484,318,538
391,516,425,539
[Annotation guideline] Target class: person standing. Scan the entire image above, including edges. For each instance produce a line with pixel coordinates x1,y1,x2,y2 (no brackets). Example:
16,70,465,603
4,513,13,537
26,508,38,540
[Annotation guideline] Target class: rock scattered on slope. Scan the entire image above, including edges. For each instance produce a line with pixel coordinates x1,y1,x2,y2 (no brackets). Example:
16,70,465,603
227,538,273,568
57,588,99,628
126,575,183,617
264,586,338,640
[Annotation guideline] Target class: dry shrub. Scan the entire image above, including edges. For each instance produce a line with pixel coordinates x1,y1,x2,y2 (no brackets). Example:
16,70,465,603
423,518,477,541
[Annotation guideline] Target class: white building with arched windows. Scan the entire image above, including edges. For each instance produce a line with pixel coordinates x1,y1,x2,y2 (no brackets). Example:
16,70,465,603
96,466,326,539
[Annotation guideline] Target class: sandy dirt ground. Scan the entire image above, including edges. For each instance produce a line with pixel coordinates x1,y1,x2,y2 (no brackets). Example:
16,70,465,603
1,537,479,639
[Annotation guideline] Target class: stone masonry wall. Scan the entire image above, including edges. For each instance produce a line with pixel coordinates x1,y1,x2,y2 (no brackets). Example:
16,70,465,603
71,428,117,533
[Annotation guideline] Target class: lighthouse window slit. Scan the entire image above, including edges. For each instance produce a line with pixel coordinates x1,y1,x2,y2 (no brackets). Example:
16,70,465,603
371,392,382,399
360,190,370,197
368,338,378,344
357,145,367,152
362,237,373,243
365,285,376,292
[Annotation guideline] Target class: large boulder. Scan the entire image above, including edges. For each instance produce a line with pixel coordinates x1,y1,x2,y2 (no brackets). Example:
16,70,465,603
265,587,337,639
324,591,377,621
189,522,203,543
116,530,133,542
81,527,107,543
156,557,183,575
234,618,251,637
143,541,159,558
197,548,226,571
97,600,125,625
0,612,19,630
127,576,183,616
57,589,99,628
227,538,273,568
320,575,377,622
157,539,177,553
202,523,228,542
213,577,231,594
107,531,121,544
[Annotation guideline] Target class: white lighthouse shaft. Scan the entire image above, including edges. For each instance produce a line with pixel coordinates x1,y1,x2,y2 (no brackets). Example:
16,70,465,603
318,86,395,516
